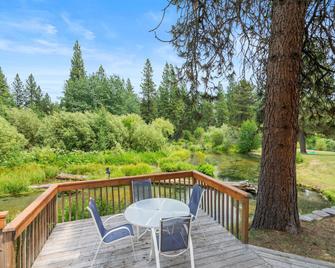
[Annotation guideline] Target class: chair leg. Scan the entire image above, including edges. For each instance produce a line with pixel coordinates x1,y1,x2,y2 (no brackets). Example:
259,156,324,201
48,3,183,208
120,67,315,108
90,240,103,268
189,237,195,268
130,236,137,261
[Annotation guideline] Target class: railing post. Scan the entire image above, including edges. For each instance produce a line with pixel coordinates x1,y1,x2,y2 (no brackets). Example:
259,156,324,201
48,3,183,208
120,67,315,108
0,211,16,268
241,198,249,243
0,211,8,267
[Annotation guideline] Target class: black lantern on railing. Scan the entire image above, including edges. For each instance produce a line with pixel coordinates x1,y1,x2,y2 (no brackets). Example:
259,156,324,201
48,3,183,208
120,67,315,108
106,167,111,179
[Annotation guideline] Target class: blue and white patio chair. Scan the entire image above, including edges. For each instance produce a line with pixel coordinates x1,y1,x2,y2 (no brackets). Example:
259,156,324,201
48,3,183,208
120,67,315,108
188,183,205,238
131,179,153,202
131,179,152,239
189,183,205,221
150,216,194,268
87,198,135,267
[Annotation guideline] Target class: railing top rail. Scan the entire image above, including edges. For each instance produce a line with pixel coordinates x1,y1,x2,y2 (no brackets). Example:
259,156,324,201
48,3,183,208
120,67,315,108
3,184,58,237
192,170,249,201
57,170,193,192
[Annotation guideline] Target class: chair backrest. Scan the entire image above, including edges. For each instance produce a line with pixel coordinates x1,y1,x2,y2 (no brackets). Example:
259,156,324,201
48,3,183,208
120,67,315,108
87,198,106,238
188,184,204,218
159,216,191,253
131,179,152,202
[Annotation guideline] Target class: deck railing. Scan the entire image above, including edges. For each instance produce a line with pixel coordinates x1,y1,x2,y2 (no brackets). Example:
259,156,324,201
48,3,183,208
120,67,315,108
0,170,249,268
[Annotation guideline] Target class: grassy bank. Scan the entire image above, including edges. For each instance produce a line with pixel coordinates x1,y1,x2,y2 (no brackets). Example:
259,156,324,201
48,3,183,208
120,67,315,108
250,217,335,263
297,151,335,202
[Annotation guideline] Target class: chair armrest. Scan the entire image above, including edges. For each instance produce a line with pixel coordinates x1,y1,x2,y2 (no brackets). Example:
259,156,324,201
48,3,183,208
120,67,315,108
103,213,124,224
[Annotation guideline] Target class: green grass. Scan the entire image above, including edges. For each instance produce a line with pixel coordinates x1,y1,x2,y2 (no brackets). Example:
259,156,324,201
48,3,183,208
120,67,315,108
297,150,335,201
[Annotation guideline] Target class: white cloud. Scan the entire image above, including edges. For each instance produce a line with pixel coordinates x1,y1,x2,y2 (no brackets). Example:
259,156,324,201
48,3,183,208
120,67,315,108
61,13,95,40
1,18,57,35
0,38,71,55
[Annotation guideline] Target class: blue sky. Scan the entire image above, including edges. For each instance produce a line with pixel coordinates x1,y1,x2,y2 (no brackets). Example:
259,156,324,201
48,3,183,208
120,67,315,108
0,0,180,101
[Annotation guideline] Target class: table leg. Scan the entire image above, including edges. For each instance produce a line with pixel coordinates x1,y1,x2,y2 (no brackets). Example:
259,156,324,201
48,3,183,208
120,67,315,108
151,228,160,268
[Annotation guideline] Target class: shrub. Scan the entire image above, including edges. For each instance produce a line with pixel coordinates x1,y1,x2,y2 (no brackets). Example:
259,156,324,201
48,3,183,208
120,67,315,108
151,118,174,138
88,109,127,150
181,130,193,141
160,161,194,172
197,163,215,177
0,116,27,163
315,137,327,151
2,180,29,195
5,108,42,147
206,124,237,152
323,190,335,203
120,163,153,176
132,125,166,151
38,112,95,151
193,127,205,140
325,139,335,152
237,120,260,153
296,152,304,164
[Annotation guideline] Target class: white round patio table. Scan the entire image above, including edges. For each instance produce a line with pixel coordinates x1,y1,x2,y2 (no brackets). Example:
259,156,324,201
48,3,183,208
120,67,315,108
124,198,190,229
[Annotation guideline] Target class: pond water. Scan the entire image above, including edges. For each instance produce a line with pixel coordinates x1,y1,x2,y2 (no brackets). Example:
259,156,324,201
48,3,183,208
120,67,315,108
0,191,43,221
205,153,332,215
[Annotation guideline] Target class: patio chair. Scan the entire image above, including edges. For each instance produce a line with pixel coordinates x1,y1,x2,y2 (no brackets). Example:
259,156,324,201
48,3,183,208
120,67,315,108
87,198,135,267
131,179,153,202
188,183,205,238
150,216,194,268
131,179,153,239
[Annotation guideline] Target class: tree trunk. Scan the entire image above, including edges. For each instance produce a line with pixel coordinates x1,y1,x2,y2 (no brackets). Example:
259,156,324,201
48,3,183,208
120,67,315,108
299,129,307,154
251,0,307,233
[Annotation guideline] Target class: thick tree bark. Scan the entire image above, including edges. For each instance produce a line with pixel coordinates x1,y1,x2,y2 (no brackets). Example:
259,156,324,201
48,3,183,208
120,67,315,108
251,0,307,233
299,129,307,154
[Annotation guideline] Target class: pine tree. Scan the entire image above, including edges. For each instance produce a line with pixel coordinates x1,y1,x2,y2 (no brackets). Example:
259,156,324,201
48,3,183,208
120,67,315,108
0,67,13,106
69,40,86,81
124,78,140,114
214,82,228,126
25,74,38,107
140,59,157,122
227,79,256,126
40,93,54,114
12,74,25,107
157,63,171,118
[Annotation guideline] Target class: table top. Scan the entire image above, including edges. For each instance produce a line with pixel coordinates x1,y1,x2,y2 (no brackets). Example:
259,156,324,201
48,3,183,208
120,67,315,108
124,198,190,229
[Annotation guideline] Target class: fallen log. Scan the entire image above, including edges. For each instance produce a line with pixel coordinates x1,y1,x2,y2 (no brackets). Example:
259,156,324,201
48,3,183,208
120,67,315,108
224,180,257,195
56,173,88,181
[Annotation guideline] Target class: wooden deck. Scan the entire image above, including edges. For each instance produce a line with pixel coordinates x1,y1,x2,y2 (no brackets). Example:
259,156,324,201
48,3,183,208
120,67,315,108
32,211,268,268
31,210,335,268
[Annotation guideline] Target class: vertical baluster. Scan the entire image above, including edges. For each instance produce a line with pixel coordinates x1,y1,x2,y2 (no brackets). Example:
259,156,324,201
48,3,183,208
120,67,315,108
230,198,234,234
75,190,78,220
123,186,127,209
221,192,225,227
94,188,97,200
236,200,240,238
188,177,191,200
178,178,182,201
201,181,204,209
206,186,210,215
183,177,187,202
81,189,85,219
68,192,72,221
61,192,64,223
169,178,172,198
225,194,229,229
210,188,213,218
117,186,121,213
163,179,167,198
158,180,161,197
111,186,115,214
173,178,177,199
214,190,217,221
17,234,22,268
22,230,26,268
88,188,91,200
31,220,35,264
100,187,103,206
105,187,109,214
218,192,221,224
